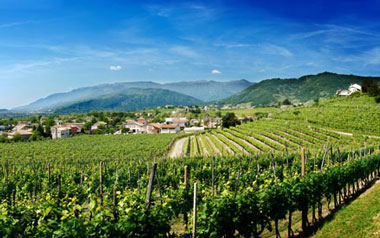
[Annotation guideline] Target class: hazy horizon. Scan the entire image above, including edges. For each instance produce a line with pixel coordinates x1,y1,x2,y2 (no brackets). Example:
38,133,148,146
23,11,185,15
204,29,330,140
1,0,380,108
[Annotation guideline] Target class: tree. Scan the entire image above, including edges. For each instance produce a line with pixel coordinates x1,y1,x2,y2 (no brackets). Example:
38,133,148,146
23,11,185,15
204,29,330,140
30,124,44,141
282,99,291,105
362,79,380,96
222,112,240,128
83,122,92,133
44,118,55,138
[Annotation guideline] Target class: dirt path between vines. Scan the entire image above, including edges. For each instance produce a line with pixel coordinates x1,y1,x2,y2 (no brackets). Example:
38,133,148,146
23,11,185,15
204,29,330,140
169,137,188,158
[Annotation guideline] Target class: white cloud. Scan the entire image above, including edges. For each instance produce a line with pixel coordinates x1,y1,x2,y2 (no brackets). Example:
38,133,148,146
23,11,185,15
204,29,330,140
170,46,198,58
211,69,221,74
110,65,122,71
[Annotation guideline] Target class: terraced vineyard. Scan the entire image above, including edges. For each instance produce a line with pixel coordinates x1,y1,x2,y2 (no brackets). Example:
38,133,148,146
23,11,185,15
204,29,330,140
179,119,377,158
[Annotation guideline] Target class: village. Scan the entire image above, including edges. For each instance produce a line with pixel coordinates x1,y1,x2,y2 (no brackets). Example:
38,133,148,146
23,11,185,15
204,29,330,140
0,112,257,140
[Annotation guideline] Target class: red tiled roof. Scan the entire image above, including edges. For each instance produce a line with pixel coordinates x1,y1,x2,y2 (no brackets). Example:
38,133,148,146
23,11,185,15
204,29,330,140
149,123,162,129
160,124,178,129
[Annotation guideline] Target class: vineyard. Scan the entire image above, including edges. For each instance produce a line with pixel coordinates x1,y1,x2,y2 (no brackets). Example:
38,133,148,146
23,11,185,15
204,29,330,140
275,95,380,135
0,96,380,237
0,133,178,160
1,135,380,237
180,119,378,157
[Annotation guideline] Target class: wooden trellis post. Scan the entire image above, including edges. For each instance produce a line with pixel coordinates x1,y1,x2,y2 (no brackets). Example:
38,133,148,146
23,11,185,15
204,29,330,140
301,147,308,233
146,162,157,209
301,148,305,177
184,165,189,188
99,162,103,206
193,182,198,238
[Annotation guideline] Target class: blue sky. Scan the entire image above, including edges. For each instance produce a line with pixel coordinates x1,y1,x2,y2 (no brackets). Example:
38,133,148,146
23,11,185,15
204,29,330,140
1,0,380,108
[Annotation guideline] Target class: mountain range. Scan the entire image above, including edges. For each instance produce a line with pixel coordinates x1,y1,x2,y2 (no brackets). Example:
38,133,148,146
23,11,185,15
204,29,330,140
15,79,252,112
217,72,380,106
11,72,380,113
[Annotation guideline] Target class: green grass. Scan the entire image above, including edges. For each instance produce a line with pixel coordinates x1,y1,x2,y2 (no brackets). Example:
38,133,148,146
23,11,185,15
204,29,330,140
313,180,380,238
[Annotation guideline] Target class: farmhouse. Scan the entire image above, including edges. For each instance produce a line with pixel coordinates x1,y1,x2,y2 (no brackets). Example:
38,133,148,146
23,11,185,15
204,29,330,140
160,124,180,134
8,122,33,139
123,120,145,133
51,125,72,139
336,84,362,96
145,123,161,134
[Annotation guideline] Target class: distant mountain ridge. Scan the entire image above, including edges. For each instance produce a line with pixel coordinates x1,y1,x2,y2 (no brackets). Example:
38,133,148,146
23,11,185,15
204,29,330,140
15,79,252,111
54,88,203,114
217,72,380,106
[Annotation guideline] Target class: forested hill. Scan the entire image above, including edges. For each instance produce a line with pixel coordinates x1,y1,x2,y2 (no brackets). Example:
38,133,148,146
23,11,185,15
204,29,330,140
54,88,203,114
217,72,380,106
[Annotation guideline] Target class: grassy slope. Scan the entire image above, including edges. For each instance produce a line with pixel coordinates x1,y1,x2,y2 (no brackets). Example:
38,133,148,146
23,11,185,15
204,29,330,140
313,180,380,238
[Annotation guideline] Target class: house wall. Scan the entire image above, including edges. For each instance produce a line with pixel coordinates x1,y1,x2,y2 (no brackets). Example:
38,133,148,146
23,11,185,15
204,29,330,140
160,128,179,134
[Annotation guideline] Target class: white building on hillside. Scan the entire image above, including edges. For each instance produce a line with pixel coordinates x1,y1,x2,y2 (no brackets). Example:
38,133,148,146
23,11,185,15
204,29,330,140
336,84,362,96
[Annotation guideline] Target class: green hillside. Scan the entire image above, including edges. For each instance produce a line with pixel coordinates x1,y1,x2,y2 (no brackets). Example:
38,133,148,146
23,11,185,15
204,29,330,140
218,72,380,106
55,88,202,113
275,94,380,135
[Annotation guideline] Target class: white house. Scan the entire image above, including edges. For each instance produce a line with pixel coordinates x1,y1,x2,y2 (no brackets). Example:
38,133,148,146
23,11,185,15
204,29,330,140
160,124,180,134
336,84,362,96
348,84,362,93
51,126,72,139
123,120,145,133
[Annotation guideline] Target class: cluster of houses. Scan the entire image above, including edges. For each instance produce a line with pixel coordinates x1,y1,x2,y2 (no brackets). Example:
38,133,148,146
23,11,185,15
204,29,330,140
336,84,362,97
121,117,189,134
1,114,256,140
120,116,225,135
